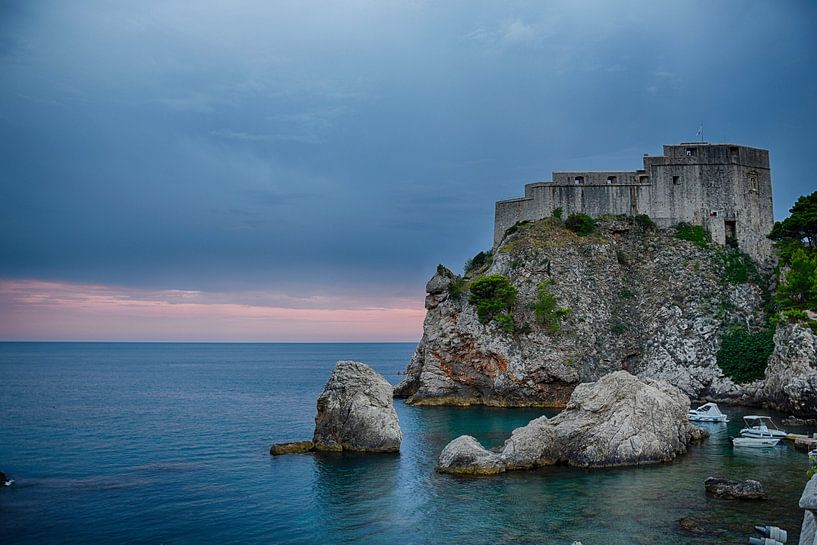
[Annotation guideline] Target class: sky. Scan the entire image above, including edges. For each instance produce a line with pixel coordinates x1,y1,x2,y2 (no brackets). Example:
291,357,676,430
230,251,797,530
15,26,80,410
1,0,816,341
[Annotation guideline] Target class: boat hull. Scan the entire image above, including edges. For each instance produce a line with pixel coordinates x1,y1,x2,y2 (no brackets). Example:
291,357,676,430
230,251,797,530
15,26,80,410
688,414,728,423
732,437,780,448
740,428,787,439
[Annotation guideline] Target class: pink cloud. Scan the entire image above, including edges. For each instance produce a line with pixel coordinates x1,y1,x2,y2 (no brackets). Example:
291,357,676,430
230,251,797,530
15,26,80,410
0,279,426,342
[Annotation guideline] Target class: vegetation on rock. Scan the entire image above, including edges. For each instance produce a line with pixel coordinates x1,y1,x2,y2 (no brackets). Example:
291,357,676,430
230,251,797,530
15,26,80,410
675,222,710,248
633,213,656,230
464,250,492,275
718,249,759,284
552,207,563,220
448,276,467,299
469,274,517,324
565,213,595,236
716,326,775,383
494,313,516,334
532,280,570,333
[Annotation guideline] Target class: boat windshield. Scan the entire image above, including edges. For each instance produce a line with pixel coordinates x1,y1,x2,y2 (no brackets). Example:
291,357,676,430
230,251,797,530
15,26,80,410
743,416,780,430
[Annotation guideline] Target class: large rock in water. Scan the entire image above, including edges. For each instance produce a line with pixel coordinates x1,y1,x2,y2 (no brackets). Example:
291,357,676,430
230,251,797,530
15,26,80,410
437,371,699,473
312,361,402,452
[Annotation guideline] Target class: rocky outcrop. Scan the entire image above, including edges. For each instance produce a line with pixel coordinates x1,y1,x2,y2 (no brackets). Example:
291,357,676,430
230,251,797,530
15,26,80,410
270,441,314,455
397,218,769,408
312,361,402,452
437,371,700,474
436,436,504,475
761,323,817,416
704,477,767,500
271,361,402,455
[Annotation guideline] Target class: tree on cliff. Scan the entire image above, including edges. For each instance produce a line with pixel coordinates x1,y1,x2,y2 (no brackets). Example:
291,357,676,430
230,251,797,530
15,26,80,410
769,190,817,259
770,190,817,312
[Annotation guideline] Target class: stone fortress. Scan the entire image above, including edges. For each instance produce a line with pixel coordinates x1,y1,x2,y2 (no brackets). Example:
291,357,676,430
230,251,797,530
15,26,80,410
494,143,774,261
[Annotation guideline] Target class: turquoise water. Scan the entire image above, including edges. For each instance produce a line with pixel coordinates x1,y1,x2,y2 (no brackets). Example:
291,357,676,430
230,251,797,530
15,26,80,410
0,343,810,544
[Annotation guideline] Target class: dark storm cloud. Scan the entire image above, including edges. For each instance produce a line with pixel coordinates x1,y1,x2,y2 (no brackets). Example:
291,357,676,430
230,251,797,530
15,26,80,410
1,0,816,296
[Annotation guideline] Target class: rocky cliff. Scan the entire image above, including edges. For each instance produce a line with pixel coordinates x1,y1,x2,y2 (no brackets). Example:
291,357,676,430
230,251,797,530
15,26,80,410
396,217,817,414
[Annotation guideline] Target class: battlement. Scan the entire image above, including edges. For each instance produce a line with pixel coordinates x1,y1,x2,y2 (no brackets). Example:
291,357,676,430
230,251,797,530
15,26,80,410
494,143,774,261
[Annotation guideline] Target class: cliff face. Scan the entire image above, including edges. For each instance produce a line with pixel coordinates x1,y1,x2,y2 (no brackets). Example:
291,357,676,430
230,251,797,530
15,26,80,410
396,217,782,409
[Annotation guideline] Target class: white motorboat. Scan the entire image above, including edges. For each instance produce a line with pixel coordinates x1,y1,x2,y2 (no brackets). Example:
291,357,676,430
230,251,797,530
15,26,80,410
740,415,787,439
731,436,781,448
687,402,728,423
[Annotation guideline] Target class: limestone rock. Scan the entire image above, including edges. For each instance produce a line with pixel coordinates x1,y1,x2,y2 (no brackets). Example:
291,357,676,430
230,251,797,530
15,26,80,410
801,474,817,511
270,441,314,455
548,372,696,467
437,371,698,473
498,415,560,469
704,477,766,500
760,323,817,417
436,435,504,475
313,361,402,452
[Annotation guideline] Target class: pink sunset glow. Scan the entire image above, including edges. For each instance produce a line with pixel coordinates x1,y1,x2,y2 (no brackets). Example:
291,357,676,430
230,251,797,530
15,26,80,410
0,279,426,342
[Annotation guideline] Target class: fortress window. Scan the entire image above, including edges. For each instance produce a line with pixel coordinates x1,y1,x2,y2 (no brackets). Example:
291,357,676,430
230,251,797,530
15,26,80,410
607,176,616,184
638,175,648,183
672,176,680,185
730,147,739,161
685,147,697,157
748,172,758,192
575,176,584,185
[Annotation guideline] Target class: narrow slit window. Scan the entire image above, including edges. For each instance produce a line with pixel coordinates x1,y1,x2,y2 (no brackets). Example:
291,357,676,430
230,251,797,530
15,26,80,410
607,176,616,184
748,172,758,192
575,176,584,185
672,176,680,185
686,147,697,157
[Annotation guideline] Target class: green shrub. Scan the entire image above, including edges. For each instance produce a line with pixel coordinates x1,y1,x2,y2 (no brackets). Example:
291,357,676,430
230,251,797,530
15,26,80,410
552,207,563,220
675,222,710,248
634,214,656,230
448,276,467,299
495,313,515,333
532,280,571,333
464,250,493,275
436,264,449,276
565,213,595,236
616,250,630,267
716,326,775,383
719,249,758,284
469,275,517,324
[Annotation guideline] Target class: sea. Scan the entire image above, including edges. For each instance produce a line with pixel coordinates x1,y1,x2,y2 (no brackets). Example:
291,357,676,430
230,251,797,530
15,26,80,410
0,342,810,544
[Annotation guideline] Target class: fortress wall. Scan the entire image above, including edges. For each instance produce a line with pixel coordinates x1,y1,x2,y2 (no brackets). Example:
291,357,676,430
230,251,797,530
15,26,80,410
494,197,538,246
494,144,774,260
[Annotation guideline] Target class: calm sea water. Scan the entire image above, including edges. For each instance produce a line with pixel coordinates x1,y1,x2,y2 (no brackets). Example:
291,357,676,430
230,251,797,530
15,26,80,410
0,342,810,544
